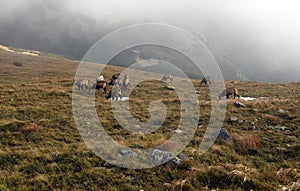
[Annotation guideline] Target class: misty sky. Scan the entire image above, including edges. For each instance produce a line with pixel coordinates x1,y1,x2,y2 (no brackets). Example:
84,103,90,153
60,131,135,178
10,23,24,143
0,0,300,82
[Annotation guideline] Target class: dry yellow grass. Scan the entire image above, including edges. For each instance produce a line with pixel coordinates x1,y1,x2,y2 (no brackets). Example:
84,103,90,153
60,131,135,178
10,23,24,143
0,49,299,190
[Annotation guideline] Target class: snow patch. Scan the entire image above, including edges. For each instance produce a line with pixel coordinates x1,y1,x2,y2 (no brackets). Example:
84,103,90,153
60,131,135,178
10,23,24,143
240,97,256,101
0,44,39,56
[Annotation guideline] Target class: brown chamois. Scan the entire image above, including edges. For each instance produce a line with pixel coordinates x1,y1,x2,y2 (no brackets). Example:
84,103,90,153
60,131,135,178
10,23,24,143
219,87,240,99
91,81,107,93
108,73,121,86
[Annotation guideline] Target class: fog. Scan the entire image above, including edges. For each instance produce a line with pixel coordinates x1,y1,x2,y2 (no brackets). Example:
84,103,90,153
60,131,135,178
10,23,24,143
0,0,299,82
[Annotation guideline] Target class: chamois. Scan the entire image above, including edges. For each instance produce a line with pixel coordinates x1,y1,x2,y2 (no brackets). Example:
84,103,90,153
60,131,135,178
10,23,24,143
219,87,240,99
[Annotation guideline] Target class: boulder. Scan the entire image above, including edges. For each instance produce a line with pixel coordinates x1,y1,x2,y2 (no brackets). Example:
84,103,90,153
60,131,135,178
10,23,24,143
149,149,181,165
216,128,232,141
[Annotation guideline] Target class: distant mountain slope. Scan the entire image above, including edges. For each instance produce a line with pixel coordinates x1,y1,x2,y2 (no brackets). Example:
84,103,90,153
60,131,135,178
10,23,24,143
108,44,248,80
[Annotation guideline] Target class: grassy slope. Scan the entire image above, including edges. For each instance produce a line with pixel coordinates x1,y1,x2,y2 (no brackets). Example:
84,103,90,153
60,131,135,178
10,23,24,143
0,49,299,191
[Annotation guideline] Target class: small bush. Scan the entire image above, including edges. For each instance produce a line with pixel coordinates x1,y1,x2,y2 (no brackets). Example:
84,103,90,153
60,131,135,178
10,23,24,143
234,134,262,154
22,124,41,135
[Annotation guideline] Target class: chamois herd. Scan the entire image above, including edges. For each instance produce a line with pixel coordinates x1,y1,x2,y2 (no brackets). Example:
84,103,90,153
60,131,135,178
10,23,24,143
73,73,129,100
73,74,240,100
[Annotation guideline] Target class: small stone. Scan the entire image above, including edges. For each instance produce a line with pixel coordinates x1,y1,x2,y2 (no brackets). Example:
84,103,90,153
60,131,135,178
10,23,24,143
250,126,256,130
165,85,175,90
119,148,137,157
173,129,183,134
275,126,289,131
276,147,287,151
182,108,188,112
277,109,288,113
229,116,238,122
13,61,23,67
234,101,246,108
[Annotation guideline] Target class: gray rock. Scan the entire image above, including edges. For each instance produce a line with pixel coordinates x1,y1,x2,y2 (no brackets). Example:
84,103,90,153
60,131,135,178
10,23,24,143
118,148,138,157
165,85,175,90
173,129,184,134
276,147,287,151
149,149,181,165
275,126,289,131
181,108,188,113
230,116,238,122
215,128,232,141
250,126,256,130
234,101,246,108
277,109,288,114
13,62,23,67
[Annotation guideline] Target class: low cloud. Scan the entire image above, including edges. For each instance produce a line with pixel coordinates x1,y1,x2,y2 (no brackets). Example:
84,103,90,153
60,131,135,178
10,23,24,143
0,0,299,81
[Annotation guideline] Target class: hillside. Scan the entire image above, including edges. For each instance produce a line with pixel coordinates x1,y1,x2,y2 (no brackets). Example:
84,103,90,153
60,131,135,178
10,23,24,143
108,44,247,80
0,49,299,191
